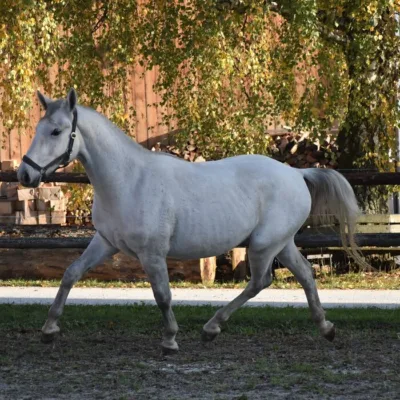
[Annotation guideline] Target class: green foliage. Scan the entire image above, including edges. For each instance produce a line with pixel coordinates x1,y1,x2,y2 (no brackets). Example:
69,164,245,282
138,0,350,158
63,162,93,224
0,0,137,134
0,0,59,132
324,0,400,170
0,0,399,164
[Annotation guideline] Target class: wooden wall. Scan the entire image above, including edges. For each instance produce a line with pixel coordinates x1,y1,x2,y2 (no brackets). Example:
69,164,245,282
0,65,173,164
125,65,175,148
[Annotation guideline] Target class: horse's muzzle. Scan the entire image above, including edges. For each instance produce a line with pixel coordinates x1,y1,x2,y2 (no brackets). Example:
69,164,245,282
17,162,42,188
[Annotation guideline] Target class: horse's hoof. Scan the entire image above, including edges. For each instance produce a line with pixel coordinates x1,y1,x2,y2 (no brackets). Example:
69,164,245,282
162,346,179,356
161,342,179,355
323,324,336,342
41,331,58,344
201,329,219,342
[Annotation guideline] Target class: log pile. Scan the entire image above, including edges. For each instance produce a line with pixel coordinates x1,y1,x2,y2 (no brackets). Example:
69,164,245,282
0,160,67,225
270,134,340,169
151,133,340,169
151,140,206,163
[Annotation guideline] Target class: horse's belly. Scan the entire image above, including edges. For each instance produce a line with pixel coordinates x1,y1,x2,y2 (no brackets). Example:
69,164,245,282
167,207,258,259
167,234,250,259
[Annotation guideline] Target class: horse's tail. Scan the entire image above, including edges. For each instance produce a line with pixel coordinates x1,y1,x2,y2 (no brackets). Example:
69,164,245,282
299,168,370,270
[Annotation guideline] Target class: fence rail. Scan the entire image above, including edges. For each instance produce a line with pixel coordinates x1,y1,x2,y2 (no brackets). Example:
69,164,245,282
0,171,90,183
2,171,400,185
338,172,400,186
1,233,400,249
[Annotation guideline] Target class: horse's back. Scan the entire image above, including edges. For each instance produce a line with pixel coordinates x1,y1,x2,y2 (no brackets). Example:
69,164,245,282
158,153,297,183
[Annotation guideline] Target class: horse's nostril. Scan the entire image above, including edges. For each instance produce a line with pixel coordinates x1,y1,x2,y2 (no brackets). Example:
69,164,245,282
23,171,30,184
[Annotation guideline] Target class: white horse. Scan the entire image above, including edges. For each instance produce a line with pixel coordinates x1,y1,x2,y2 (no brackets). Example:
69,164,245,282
18,89,365,353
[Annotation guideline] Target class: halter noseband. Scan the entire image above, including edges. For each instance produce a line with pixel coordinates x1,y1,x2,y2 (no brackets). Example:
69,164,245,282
22,108,78,178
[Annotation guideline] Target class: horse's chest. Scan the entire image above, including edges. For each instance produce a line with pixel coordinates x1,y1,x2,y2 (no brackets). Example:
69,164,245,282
92,198,173,256
94,219,144,259
95,216,145,247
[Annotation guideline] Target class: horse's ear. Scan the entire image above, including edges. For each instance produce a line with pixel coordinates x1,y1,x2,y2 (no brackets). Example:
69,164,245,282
66,88,77,112
37,90,51,110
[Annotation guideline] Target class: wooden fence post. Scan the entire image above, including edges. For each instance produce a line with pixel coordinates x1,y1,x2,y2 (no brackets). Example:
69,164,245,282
200,257,217,284
231,248,248,281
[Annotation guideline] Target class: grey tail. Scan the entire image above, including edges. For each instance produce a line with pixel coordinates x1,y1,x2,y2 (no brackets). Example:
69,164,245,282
299,168,372,270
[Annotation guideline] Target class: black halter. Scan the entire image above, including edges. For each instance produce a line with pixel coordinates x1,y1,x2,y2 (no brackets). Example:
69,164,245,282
23,109,78,178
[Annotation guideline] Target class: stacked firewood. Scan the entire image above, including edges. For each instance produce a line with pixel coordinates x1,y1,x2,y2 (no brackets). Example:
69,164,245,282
151,140,206,163
152,133,339,169
0,160,67,225
270,134,339,169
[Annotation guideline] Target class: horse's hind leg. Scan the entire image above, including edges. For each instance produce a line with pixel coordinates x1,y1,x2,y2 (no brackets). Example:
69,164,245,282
41,233,117,343
277,240,335,341
202,246,277,342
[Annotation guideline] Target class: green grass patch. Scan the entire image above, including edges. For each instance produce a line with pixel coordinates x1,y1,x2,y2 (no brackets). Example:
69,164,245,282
0,304,399,335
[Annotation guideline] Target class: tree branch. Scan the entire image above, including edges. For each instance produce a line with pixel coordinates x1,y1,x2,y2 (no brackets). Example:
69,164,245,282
92,4,109,33
216,1,348,46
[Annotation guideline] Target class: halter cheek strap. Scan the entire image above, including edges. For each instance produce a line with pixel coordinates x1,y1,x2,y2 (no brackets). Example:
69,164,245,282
22,108,78,178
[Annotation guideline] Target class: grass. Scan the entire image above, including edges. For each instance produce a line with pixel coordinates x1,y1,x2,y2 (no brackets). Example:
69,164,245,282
1,304,399,400
1,268,399,289
0,304,399,333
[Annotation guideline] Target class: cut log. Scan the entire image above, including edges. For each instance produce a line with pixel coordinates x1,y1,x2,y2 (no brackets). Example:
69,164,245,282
37,187,62,201
0,200,15,215
231,248,247,281
51,211,66,224
15,211,37,225
0,249,202,282
1,160,18,171
38,211,51,224
199,256,217,284
36,199,65,212
5,183,18,199
15,200,35,214
18,188,37,201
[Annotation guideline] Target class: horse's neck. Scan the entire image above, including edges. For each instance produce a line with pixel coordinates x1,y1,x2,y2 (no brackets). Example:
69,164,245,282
76,106,147,197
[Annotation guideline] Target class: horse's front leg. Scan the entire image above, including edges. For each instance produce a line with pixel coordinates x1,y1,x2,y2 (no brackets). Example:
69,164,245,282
42,233,117,343
139,254,179,354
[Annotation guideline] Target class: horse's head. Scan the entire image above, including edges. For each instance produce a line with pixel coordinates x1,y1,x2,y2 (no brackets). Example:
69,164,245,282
18,88,80,187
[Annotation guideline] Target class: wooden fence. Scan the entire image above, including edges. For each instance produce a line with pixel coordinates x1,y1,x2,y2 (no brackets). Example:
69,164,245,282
0,170,400,284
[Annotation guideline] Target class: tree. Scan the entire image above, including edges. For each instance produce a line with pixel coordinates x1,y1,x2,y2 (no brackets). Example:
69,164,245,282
1,0,399,179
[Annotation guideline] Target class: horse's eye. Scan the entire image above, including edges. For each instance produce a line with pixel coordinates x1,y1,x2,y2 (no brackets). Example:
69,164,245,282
51,129,61,136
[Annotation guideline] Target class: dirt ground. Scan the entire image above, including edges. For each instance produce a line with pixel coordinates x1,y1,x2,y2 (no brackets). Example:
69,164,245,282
0,305,399,400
